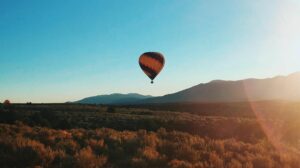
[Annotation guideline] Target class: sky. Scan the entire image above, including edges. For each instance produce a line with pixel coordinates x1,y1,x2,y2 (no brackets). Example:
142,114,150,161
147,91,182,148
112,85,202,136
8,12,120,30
1,0,300,103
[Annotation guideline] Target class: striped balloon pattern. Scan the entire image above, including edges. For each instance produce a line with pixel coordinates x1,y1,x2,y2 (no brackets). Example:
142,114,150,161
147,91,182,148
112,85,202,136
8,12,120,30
139,52,165,84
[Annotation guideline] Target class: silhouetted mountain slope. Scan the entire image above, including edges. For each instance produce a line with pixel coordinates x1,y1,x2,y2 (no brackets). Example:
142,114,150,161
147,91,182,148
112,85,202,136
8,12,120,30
76,93,152,104
142,72,300,103
75,72,300,104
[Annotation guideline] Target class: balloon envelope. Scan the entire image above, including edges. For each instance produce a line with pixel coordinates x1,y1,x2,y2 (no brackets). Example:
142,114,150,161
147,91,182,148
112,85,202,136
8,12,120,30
139,52,165,83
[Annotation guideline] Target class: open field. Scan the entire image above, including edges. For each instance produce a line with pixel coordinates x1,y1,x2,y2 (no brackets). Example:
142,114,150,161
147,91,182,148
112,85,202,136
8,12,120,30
0,102,300,167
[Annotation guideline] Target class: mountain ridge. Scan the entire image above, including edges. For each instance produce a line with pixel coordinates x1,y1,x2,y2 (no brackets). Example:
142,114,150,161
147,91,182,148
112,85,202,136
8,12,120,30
141,72,300,103
75,72,300,104
75,93,152,104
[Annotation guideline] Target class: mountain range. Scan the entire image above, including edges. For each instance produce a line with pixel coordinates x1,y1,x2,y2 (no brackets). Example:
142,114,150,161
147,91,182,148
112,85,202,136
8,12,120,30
75,93,152,104
75,72,300,104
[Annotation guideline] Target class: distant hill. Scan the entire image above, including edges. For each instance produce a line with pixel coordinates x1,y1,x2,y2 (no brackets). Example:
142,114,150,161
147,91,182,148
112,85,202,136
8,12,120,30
76,93,152,104
142,72,300,103
75,72,300,104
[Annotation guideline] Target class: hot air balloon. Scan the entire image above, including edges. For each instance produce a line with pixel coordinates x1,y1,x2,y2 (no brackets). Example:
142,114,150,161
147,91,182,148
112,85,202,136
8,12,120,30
139,52,165,84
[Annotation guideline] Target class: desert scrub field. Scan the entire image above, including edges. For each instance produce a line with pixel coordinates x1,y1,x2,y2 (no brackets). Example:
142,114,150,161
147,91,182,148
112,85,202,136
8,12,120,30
0,123,299,168
1,103,300,167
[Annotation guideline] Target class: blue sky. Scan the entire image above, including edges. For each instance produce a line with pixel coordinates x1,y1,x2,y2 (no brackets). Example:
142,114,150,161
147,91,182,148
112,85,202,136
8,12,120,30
1,0,300,103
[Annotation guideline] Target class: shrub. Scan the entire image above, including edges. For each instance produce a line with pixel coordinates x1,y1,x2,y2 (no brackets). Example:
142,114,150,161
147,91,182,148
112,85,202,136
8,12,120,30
106,107,115,113
74,146,107,168
3,100,10,105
